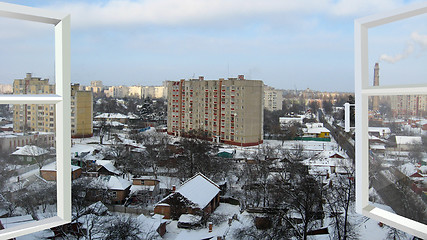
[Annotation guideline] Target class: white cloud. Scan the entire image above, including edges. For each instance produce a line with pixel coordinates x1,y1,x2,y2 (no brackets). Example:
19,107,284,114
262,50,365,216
329,0,406,17
43,0,412,29
380,42,414,63
411,31,427,48
380,31,427,63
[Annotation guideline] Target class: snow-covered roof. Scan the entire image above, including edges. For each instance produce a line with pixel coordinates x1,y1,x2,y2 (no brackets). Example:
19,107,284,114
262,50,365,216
174,173,220,209
10,145,49,156
92,176,132,190
395,136,422,145
370,144,386,150
217,148,235,154
130,185,156,193
94,113,130,119
178,214,202,224
368,127,391,134
306,127,330,134
41,161,81,172
96,160,121,174
71,144,98,156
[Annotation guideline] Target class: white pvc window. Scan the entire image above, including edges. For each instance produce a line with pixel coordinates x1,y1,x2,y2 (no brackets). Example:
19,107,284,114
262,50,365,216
355,2,427,238
0,3,71,239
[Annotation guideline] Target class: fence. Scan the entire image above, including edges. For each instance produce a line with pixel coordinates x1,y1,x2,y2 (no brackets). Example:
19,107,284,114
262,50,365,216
106,205,151,215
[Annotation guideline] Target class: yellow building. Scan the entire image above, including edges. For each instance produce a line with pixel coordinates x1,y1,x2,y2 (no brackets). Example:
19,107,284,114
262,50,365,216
13,73,93,138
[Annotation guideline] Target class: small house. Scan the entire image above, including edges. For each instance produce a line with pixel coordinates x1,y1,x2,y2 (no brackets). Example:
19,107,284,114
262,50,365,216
129,176,161,205
10,145,49,164
154,173,220,219
89,176,132,204
304,123,330,139
40,162,82,181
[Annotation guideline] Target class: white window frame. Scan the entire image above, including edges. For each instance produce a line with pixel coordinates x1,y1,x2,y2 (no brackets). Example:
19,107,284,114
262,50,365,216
355,2,427,238
0,3,71,239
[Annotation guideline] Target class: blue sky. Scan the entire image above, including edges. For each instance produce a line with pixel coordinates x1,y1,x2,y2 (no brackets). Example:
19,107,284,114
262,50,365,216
0,0,426,92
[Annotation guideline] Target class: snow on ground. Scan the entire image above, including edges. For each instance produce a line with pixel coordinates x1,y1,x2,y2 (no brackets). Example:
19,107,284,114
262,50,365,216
162,203,241,240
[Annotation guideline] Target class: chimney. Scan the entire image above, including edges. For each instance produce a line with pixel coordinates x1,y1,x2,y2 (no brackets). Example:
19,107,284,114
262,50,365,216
238,75,244,80
208,222,213,232
172,185,176,192
26,73,32,79
199,76,204,81
373,63,379,86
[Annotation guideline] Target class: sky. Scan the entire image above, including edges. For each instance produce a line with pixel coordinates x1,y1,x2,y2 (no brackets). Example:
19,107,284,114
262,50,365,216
0,0,426,92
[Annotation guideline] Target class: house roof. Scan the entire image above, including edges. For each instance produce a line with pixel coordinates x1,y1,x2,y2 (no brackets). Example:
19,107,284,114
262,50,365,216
41,161,81,172
96,160,121,174
10,145,49,156
306,127,330,134
159,173,220,210
94,113,130,119
92,176,132,190
175,173,220,209
395,136,422,145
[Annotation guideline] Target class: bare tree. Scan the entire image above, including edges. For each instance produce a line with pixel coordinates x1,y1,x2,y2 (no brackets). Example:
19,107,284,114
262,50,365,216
324,167,357,240
103,216,144,240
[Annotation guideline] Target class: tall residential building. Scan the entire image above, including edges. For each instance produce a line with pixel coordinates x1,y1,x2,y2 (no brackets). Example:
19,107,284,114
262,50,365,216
264,85,283,111
167,75,263,146
71,84,93,138
391,95,427,117
13,73,93,138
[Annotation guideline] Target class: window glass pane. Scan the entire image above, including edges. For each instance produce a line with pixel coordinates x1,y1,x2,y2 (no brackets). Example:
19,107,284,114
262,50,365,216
368,13,427,87
368,95,427,224
0,104,58,236
0,17,54,88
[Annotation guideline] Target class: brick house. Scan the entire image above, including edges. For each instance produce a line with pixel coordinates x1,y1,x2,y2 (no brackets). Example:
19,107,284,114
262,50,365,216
154,173,220,219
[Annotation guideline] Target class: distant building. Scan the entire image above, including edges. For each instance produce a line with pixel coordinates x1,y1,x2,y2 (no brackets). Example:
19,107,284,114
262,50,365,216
13,73,93,138
0,84,12,94
303,123,330,139
391,95,427,117
84,80,103,94
264,85,283,111
127,85,167,99
167,75,264,146
104,85,129,98
0,131,54,153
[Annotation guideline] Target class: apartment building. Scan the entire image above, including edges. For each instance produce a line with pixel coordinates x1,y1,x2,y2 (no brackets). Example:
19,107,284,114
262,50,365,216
264,85,283,111
167,75,263,146
391,95,427,117
71,84,93,138
13,73,93,138
126,85,167,99
85,80,104,94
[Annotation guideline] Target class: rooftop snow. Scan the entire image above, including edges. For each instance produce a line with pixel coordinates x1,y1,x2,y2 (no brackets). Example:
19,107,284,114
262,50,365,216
10,145,49,156
94,113,130,119
92,176,132,190
395,136,422,145
41,161,81,171
175,173,220,209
